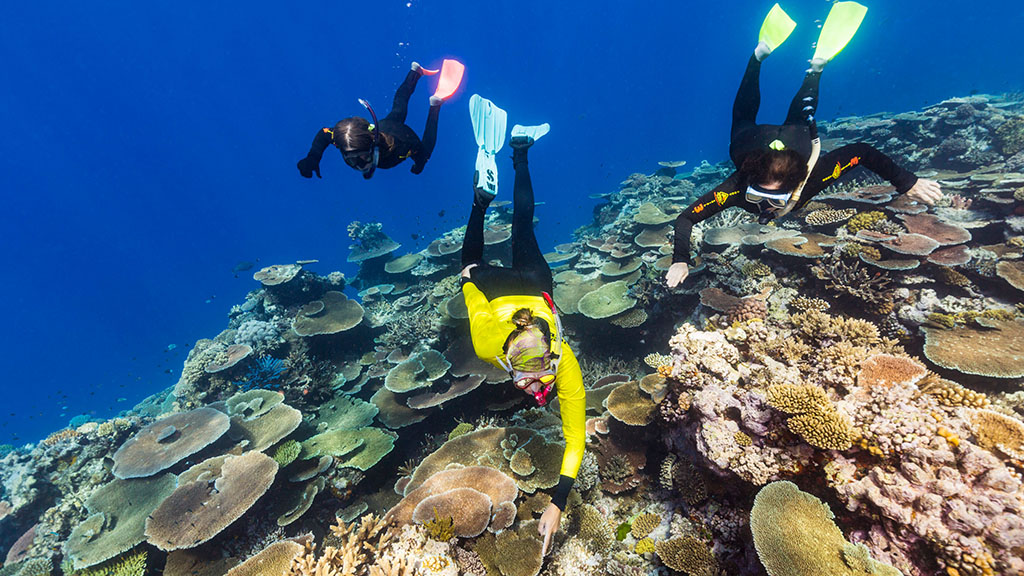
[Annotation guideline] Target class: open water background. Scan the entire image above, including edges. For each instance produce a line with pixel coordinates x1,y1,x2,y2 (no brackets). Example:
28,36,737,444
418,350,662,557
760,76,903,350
1,0,1021,442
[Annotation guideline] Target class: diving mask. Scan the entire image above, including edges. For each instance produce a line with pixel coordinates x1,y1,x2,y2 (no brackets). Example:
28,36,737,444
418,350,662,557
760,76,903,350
744,185,792,209
514,371,556,406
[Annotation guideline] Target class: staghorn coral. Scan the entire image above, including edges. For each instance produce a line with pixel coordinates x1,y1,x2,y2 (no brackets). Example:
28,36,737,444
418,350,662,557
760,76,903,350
811,253,893,306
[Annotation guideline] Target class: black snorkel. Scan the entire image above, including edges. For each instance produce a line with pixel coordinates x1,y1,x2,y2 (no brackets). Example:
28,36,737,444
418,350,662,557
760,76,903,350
357,98,380,180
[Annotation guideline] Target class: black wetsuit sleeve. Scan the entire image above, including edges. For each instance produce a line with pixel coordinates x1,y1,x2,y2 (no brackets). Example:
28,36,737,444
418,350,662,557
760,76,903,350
804,143,919,201
296,128,334,177
672,172,746,264
410,103,440,174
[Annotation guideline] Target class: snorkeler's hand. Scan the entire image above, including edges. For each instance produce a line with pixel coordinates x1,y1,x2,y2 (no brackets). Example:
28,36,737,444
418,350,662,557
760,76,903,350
666,262,689,288
460,263,478,280
538,503,561,556
297,156,321,178
906,178,942,206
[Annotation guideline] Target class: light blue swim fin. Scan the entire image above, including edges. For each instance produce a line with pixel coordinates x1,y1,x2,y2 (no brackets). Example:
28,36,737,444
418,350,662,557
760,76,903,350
469,94,507,197
511,123,550,146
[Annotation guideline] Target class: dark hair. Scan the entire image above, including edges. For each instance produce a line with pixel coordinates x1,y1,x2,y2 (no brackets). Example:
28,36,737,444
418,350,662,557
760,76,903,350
740,149,807,192
332,118,395,154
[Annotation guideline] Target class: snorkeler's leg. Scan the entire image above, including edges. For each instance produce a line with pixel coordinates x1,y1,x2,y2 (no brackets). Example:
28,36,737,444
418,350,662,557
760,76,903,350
385,68,422,124
784,69,821,125
731,55,762,142
510,146,553,293
462,185,491,268
410,103,440,174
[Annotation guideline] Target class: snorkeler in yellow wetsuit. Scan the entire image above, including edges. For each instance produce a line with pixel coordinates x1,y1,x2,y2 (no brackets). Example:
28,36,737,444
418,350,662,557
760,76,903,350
459,118,585,555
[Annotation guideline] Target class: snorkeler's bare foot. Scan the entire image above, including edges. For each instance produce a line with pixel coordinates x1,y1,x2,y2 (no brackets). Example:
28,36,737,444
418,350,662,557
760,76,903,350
809,57,827,73
429,95,444,106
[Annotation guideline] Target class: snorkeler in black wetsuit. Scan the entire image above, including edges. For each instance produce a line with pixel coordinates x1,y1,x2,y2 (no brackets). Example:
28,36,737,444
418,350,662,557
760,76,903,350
297,61,463,180
665,6,942,288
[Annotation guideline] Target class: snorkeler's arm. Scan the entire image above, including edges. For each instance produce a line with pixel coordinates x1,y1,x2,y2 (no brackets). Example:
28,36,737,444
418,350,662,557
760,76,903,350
552,345,586,511
410,104,441,174
808,143,918,196
297,128,334,178
671,172,745,264
462,281,505,359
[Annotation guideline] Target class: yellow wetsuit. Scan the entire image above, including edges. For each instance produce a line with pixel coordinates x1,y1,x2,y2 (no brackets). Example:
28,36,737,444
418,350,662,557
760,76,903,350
462,282,587,481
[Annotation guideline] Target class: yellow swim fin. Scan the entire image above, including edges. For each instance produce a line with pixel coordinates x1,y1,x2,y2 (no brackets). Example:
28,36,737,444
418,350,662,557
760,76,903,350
813,1,868,62
759,4,797,52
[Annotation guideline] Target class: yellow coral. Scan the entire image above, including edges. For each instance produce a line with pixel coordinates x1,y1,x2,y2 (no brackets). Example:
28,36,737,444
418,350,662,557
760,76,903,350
846,211,887,234
630,513,661,539
787,408,854,451
634,537,656,555
420,554,452,574
735,431,753,447
766,384,831,415
423,507,455,542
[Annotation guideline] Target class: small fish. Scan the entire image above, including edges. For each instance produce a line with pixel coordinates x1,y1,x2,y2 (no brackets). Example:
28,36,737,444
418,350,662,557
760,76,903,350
437,210,445,217
117,397,127,403
164,344,177,352
410,233,420,240
232,260,257,274
164,368,174,375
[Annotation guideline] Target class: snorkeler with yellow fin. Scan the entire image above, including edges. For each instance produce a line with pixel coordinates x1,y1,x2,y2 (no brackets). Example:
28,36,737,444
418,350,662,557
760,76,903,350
666,2,942,288
297,58,465,179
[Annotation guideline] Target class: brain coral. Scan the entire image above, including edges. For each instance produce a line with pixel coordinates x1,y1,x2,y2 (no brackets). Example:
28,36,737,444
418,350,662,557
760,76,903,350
65,474,178,569
145,451,278,551
750,481,901,576
112,407,230,479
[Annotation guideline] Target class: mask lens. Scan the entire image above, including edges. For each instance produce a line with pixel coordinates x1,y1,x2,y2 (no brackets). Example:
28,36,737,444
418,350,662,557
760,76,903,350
514,377,536,390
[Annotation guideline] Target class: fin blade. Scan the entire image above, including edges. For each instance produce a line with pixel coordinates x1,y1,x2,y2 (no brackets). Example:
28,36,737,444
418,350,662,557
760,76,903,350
469,94,507,154
511,123,550,142
433,59,465,100
759,4,796,52
813,1,868,62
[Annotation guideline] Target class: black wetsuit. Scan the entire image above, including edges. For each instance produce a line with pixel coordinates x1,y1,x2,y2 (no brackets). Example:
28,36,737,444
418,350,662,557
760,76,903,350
461,146,553,299
672,55,919,264
299,69,440,176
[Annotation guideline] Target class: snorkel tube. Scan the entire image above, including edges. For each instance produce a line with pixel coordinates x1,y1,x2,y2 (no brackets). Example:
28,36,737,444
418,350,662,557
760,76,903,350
357,98,380,179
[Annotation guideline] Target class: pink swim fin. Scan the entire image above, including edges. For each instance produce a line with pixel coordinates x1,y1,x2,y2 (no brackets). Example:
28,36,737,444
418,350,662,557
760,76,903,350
432,59,465,101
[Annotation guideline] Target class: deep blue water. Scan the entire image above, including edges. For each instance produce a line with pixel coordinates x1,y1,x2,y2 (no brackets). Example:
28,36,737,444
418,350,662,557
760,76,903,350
1,0,1021,443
